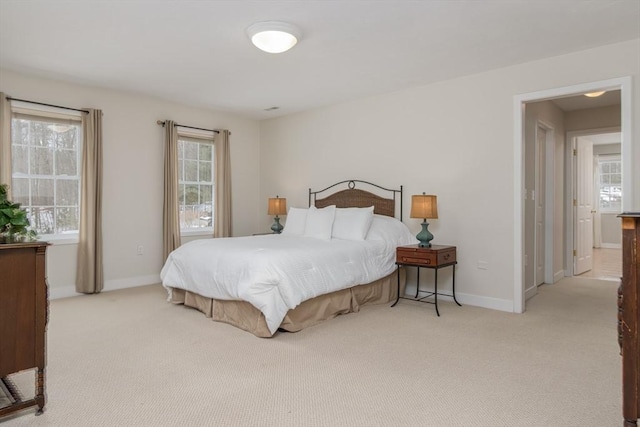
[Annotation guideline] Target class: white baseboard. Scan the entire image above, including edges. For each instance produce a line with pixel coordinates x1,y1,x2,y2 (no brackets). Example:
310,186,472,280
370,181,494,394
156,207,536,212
524,285,537,303
553,270,565,283
54,275,513,314
600,243,621,249
49,285,81,300
105,274,161,292
49,274,161,300
436,292,513,313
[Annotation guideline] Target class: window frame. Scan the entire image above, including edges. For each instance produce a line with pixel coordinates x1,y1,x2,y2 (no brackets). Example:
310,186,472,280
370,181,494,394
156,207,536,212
176,129,215,235
10,103,83,243
597,154,622,214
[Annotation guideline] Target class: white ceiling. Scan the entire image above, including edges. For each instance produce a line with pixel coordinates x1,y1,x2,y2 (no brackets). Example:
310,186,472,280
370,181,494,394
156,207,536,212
0,1,638,120
551,89,621,112
587,132,621,144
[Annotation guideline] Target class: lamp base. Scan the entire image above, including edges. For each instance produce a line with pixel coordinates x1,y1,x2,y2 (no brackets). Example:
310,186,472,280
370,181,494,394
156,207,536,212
270,216,283,234
416,221,433,248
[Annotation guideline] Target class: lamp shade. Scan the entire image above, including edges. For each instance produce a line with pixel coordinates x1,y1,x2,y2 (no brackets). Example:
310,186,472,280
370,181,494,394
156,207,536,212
410,194,438,219
268,196,287,216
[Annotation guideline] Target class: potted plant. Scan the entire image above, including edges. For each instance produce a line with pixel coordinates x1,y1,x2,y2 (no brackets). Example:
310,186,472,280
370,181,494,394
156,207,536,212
0,184,37,242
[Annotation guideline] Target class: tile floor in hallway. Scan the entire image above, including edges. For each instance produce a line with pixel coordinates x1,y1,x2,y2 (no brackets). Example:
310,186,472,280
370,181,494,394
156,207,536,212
577,247,622,281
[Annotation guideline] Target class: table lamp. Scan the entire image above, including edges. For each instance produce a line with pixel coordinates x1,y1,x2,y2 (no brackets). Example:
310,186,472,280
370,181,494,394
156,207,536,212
410,193,438,247
268,195,287,234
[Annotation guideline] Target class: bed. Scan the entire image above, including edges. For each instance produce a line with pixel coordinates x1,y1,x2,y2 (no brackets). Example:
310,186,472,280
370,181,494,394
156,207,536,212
161,180,416,337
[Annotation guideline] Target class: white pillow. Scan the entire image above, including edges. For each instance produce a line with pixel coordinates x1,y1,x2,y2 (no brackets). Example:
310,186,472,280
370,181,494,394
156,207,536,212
303,205,336,240
366,214,417,246
332,206,375,240
282,207,308,236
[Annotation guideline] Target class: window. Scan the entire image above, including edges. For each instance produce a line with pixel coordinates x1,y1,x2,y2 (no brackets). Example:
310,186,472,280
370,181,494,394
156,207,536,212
177,134,214,231
598,156,622,212
11,108,83,239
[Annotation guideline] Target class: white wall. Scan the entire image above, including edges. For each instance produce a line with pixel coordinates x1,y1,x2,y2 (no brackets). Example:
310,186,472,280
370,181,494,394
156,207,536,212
565,105,621,131
259,39,640,311
600,213,622,247
3,38,637,308
0,69,262,298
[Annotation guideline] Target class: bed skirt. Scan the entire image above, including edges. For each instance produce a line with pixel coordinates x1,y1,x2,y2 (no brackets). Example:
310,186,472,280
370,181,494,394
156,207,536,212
167,268,406,337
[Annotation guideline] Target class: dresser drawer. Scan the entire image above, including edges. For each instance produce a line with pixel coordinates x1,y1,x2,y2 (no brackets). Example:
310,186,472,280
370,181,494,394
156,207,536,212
396,246,456,267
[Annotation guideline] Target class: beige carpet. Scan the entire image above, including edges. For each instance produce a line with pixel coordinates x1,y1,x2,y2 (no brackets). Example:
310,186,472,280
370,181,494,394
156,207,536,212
2,277,621,426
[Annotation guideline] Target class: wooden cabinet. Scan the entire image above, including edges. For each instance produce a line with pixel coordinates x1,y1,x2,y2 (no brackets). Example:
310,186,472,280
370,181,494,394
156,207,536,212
0,241,49,418
619,213,640,426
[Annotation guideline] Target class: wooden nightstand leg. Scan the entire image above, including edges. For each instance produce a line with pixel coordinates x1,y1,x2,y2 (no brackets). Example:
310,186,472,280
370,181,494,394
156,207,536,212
391,266,401,307
452,264,462,306
434,268,440,317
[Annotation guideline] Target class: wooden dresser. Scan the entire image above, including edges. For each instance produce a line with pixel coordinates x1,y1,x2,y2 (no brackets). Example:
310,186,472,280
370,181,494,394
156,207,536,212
619,213,640,426
0,241,49,418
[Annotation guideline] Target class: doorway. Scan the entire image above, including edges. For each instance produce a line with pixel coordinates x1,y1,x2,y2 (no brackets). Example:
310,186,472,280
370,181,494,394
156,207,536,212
567,130,623,279
513,76,632,313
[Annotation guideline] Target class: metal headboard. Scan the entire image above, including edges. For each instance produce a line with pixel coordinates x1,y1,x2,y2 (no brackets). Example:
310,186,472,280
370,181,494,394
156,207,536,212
309,179,403,220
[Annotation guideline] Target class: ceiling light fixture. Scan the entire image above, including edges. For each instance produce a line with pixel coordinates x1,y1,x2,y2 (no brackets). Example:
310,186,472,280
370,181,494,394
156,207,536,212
246,21,301,54
584,91,606,98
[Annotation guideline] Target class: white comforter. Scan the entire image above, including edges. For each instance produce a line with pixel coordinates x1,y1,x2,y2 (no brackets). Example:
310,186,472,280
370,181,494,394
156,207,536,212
161,217,416,334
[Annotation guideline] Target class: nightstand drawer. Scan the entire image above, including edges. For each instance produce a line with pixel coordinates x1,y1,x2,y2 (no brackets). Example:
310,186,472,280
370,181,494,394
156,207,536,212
396,246,456,266
397,252,437,265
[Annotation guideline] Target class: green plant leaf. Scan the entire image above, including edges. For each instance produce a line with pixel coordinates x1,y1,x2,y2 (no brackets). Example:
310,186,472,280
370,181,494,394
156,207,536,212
0,184,38,240
10,217,28,226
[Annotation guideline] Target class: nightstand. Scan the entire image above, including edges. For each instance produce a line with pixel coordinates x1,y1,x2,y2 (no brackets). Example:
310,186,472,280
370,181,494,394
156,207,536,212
392,244,460,316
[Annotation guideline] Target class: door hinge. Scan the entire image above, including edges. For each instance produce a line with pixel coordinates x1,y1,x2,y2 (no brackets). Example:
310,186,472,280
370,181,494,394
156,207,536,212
573,249,577,256
573,199,577,207
573,149,577,156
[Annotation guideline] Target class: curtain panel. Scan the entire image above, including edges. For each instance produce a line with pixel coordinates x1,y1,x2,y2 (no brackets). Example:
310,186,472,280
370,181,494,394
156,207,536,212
214,129,232,238
76,109,104,294
163,120,181,261
0,93,11,194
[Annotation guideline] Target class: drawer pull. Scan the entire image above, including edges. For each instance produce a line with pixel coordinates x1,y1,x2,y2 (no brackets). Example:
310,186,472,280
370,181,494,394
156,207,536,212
401,257,431,264
444,253,450,260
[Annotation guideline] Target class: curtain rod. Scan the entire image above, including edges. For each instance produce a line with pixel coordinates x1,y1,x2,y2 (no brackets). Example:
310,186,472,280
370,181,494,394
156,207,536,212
7,96,89,114
156,120,220,134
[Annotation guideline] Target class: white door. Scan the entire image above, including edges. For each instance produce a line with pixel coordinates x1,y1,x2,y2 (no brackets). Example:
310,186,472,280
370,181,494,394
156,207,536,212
535,125,546,286
574,137,594,275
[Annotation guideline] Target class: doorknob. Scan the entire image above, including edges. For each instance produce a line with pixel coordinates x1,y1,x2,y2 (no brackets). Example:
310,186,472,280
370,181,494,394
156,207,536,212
591,210,597,214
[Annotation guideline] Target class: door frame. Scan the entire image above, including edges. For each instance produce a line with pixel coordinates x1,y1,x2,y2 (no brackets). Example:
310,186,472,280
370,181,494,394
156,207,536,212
525,120,553,301
564,127,621,277
533,119,555,288
513,76,632,313
540,120,555,285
